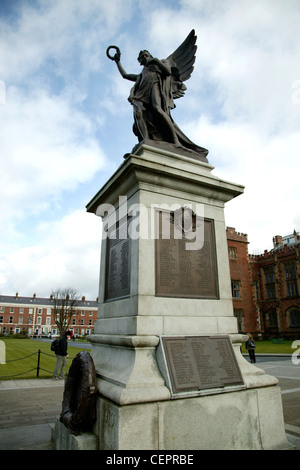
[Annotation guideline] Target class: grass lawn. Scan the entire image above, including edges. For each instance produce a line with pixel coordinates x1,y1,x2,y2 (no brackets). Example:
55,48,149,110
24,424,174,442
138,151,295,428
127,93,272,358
241,340,297,354
0,338,90,380
0,337,297,381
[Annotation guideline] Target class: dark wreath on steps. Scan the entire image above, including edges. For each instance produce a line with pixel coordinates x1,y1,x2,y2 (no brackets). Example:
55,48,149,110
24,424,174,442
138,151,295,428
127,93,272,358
60,351,97,436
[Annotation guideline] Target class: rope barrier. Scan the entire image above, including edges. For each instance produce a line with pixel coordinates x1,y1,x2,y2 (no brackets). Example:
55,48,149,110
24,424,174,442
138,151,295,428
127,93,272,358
5,351,38,362
0,349,80,379
0,369,37,379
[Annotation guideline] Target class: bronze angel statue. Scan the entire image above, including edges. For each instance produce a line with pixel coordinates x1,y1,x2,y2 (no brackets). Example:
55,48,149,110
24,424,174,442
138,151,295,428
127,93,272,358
106,30,208,162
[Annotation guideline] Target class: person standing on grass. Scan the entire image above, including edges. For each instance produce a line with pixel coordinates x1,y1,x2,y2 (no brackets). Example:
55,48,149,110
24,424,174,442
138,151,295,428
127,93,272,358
53,330,72,380
246,333,256,364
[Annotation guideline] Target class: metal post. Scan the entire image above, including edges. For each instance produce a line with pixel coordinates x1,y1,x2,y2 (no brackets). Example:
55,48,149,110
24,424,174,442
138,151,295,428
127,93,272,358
36,349,41,377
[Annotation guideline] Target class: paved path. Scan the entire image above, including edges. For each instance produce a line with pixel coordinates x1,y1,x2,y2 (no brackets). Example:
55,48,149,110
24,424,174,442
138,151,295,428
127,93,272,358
0,379,64,450
256,357,300,449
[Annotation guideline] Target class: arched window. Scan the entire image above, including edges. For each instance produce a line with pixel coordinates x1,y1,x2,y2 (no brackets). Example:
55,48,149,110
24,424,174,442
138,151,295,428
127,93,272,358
265,309,278,327
284,262,299,297
286,307,300,327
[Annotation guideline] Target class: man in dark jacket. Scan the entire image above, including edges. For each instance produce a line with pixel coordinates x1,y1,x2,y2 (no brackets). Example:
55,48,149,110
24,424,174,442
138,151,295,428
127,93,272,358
53,330,72,380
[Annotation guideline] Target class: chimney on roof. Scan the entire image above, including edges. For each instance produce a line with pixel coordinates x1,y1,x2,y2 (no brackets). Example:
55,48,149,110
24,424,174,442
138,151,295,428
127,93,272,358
16,292,19,298
33,293,36,299
82,296,86,302
50,294,53,300
273,235,283,249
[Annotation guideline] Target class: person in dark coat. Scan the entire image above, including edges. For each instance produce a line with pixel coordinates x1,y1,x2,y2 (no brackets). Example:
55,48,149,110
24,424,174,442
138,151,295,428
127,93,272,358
53,330,72,380
245,333,256,363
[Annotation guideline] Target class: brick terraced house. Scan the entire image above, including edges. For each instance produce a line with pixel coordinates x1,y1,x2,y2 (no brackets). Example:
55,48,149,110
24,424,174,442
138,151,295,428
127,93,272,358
0,293,98,337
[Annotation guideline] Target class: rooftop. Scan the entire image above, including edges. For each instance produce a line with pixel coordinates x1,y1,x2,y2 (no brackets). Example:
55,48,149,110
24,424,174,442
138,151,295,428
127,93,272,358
0,293,98,308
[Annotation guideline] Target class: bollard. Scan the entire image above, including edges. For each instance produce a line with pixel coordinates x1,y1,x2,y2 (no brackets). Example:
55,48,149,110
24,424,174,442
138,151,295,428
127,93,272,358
36,349,41,377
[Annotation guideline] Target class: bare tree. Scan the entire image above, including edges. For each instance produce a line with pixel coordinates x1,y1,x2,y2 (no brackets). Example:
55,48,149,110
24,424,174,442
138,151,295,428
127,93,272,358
50,288,79,335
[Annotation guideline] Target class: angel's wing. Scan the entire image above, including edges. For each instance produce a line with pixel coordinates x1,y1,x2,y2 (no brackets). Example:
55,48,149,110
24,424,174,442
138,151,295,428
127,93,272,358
166,30,197,99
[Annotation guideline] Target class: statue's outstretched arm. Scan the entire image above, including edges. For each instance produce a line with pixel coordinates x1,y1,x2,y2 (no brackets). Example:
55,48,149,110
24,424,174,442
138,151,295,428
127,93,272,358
106,45,137,82
115,60,137,82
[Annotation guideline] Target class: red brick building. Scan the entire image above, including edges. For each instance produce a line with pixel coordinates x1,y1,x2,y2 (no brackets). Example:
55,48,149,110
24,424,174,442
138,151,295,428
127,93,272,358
226,227,258,334
0,293,98,337
227,228,300,339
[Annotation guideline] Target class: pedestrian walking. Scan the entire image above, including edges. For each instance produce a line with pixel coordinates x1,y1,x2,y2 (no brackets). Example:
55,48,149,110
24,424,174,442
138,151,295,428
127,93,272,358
52,330,72,380
246,333,256,363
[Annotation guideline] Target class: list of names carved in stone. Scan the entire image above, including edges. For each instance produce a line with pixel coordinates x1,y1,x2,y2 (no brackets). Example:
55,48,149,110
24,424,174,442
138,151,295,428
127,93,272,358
105,220,131,301
155,210,219,298
162,336,243,394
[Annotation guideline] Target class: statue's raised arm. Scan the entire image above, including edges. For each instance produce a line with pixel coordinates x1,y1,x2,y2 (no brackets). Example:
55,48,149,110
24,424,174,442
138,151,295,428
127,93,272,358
106,45,138,82
106,31,208,162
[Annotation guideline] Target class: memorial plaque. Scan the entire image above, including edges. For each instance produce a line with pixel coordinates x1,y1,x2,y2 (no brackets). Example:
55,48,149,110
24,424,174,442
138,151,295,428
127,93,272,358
155,210,219,299
105,219,131,301
162,336,243,394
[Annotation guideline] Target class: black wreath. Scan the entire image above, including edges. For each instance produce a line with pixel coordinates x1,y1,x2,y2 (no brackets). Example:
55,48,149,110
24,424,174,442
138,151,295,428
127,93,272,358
60,351,97,435
106,45,120,61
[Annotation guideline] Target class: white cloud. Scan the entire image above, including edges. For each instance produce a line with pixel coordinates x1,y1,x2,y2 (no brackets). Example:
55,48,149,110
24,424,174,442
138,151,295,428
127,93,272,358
185,116,300,252
0,86,106,227
0,210,102,299
0,0,135,85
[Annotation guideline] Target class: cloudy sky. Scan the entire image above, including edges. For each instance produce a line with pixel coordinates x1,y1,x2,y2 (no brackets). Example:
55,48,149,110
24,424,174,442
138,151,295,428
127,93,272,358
0,0,299,300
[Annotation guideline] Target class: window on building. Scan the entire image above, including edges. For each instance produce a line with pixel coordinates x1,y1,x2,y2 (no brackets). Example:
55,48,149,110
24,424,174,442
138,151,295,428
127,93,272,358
10,307,14,313
229,247,237,259
37,317,41,325
0,307,4,313
9,316,13,323
72,318,76,325
254,280,260,300
234,309,243,332
47,308,51,315
20,308,24,314
264,268,276,299
287,307,300,327
0,316,3,323
28,317,32,324
284,262,298,297
265,268,275,284
231,280,241,298
266,309,278,327
81,311,85,316
19,317,23,324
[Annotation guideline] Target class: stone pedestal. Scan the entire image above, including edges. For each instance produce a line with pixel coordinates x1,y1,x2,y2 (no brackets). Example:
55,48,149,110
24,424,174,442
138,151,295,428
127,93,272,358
86,145,293,450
